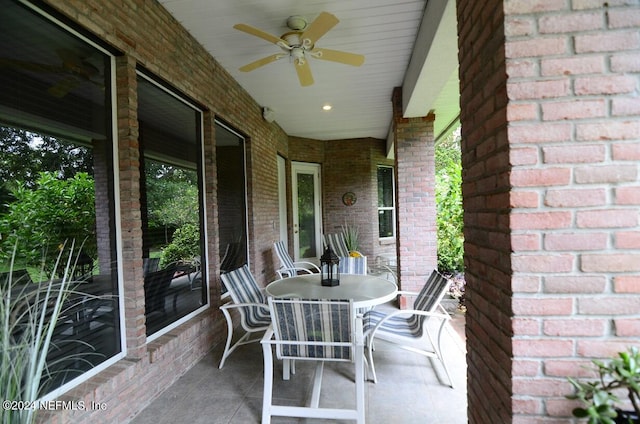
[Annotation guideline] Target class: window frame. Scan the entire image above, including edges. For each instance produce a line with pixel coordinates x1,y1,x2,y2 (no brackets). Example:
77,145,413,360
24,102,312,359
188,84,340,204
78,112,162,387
136,71,209,342
377,165,396,240
1,0,126,401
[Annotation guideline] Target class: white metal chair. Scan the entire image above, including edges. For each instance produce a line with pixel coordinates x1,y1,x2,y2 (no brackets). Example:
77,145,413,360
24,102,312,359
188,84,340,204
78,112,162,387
273,241,320,279
323,233,351,258
363,270,454,387
218,265,271,368
261,298,365,424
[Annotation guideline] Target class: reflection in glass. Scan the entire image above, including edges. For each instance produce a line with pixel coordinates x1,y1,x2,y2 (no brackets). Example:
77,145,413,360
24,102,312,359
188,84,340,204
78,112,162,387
138,75,205,336
0,0,119,397
297,173,317,259
216,123,248,279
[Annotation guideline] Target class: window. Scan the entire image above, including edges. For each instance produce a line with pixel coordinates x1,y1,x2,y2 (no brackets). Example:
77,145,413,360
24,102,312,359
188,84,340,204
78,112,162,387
137,74,206,337
377,166,395,238
0,0,120,396
216,122,248,281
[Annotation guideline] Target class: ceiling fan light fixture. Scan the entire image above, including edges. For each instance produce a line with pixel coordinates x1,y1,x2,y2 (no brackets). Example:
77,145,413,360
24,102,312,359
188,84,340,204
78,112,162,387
291,48,305,65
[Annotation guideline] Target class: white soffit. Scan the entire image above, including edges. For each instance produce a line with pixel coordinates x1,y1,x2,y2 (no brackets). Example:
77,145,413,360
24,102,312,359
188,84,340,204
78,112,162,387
402,0,459,126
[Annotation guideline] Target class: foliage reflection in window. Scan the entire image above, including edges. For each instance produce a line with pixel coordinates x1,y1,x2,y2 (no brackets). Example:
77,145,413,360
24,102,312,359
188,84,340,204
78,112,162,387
0,0,119,398
138,75,205,336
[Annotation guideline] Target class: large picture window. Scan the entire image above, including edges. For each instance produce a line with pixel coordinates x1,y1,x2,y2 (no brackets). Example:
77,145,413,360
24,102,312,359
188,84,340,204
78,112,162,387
137,74,206,337
216,122,248,281
0,0,120,397
377,166,395,238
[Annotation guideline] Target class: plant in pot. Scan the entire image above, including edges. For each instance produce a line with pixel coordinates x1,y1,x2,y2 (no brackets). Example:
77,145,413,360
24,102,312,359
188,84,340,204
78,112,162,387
567,346,640,424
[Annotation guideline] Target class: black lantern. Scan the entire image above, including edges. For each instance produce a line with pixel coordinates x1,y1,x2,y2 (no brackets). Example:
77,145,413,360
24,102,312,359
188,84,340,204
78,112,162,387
320,246,340,286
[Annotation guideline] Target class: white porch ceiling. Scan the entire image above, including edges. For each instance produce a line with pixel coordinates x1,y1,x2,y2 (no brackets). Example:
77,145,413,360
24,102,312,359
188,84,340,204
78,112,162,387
158,0,459,142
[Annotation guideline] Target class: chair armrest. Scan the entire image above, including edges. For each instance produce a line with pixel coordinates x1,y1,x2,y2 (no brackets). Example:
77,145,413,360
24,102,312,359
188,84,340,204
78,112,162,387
292,261,321,273
396,290,420,297
364,308,450,339
220,302,270,314
260,325,275,344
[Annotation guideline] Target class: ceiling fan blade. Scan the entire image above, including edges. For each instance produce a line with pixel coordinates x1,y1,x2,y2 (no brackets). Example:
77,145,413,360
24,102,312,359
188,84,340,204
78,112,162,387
301,12,339,46
234,23,288,46
312,48,365,67
294,59,314,87
239,54,286,72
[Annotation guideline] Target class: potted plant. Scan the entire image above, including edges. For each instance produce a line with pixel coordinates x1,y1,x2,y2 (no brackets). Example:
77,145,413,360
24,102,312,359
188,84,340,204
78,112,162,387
340,222,361,257
567,346,640,424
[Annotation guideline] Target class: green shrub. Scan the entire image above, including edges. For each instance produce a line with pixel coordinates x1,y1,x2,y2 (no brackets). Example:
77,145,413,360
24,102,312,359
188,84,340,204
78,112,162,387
160,223,200,267
435,129,464,273
0,172,95,274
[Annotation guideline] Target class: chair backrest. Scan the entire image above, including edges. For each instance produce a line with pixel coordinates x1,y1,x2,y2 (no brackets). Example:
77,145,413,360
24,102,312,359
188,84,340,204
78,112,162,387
144,265,176,315
338,256,367,275
220,265,268,327
414,271,451,313
273,241,296,272
268,297,355,361
143,257,160,276
323,233,350,257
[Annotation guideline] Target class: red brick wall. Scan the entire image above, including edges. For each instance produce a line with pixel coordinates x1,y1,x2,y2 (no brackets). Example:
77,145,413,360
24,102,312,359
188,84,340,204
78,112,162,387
392,88,438,306
457,0,514,421
460,0,640,422
505,1,640,422
287,136,395,261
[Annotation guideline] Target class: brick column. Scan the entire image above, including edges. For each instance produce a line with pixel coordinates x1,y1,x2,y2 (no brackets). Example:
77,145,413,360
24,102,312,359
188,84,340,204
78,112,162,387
115,54,146,360
459,0,640,422
392,87,438,308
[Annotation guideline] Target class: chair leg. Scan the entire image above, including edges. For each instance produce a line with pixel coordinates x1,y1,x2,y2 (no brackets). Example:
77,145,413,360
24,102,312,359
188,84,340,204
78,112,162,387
309,361,325,408
366,339,378,383
435,320,455,388
283,359,290,380
262,343,274,424
219,309,254,369
355,346,366,424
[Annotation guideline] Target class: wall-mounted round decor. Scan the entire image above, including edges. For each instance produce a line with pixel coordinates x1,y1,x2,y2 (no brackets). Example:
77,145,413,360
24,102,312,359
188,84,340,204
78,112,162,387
342,192,357,206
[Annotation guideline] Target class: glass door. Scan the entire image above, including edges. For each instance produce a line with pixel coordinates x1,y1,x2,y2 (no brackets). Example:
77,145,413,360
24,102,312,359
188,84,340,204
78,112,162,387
291,162,322,263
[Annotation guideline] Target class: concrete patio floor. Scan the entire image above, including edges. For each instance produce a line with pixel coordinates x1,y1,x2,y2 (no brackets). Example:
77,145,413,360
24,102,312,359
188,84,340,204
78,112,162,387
130,303,467,424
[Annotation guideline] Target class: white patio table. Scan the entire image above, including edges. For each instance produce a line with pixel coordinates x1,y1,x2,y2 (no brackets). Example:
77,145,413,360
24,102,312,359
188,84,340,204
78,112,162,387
265,273,397,310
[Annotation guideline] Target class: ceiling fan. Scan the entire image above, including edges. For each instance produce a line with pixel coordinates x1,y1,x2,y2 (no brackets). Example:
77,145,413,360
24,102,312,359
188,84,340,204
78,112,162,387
0,49,101,98
234,12,365,87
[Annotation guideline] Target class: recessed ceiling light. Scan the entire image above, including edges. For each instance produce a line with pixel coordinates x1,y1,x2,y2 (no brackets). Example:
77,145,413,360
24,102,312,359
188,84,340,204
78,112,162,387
322,104,332,111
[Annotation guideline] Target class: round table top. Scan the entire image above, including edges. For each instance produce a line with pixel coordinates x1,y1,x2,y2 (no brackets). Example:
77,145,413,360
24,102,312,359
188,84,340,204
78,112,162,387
265,273,398,309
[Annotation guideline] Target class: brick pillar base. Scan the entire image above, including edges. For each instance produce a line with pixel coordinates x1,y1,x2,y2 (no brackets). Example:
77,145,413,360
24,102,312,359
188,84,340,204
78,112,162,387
392,87,438,308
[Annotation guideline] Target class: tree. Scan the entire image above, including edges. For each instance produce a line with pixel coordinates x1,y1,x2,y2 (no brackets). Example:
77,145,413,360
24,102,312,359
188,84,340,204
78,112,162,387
0,172,96,271
145,161,199,230
0,126,92,214
435,128,464,272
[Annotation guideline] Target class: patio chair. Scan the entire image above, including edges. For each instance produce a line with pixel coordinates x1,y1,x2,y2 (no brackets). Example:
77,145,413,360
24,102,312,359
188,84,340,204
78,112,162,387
261,297,365,424
218,265,271,369
338,256,368,275
368,255,397,285
273,240,320,279
144,265,177,318
363,270,454,387
323,233,351,257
